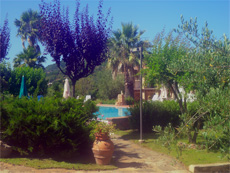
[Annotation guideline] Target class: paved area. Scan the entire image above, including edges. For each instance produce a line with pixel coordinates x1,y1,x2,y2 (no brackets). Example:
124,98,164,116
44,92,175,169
0,135,189,173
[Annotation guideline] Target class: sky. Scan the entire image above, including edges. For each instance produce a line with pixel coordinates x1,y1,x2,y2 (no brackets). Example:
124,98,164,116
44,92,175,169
1,0,229,67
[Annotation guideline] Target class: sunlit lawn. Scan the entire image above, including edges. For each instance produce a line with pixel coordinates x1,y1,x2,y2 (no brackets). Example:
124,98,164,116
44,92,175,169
115,129,229,166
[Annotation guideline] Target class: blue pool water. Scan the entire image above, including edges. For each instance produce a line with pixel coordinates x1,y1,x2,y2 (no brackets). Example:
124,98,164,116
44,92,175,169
96,106,130,119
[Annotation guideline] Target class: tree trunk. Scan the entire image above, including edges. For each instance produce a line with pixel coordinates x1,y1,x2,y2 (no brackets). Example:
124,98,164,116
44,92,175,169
191,119,202,144
21,38,26,49
124,68,134,99
168,82,185,114
125,80,134,99
27,37,34,47
188,129,193,143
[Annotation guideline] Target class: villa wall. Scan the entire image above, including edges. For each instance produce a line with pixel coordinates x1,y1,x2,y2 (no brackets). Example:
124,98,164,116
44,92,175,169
134,88,159,101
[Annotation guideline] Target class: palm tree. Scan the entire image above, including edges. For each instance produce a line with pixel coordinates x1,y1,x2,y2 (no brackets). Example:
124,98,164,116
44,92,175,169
13,46,46,69
14,9,41,50
108,22,147,99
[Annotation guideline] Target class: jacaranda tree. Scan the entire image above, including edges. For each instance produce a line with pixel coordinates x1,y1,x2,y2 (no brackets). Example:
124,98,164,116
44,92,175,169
39,0,112,97
0,17,10,62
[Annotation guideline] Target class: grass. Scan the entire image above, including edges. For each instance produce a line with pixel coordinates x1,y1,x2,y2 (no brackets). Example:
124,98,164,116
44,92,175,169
0,147,117,171
0,158,117,170
115,129,229,166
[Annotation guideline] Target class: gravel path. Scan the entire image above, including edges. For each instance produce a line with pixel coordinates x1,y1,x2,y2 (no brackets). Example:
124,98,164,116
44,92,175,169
0,135,189,173
108,135,189,173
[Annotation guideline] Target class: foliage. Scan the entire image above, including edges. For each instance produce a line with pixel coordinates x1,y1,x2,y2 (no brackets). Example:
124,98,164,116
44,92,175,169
145,17,230,144
40,0,112,97
144,29,191,114
0,97,98,155
45,61,65,83
8,66,48,96
74,62,124,100
173,16,230,145
84,100,99,119
0,61,11,93
129,100,181,132
177,101,203,143
175,16,230,95
93,115,116,134
115,130,229,166
93,65,124,100
125,96,135,105
153,124,180,158
199,88,230,158
94,99,116,105
153,124,176,147
13,46,46,69
0,16,10,62
93,121,116,135
14,9,41,49
46,80,63,98
45,61,124,100
108,22,149,99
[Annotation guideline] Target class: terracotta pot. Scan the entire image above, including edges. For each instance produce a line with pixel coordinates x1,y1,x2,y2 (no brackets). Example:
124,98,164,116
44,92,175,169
92,133,114,165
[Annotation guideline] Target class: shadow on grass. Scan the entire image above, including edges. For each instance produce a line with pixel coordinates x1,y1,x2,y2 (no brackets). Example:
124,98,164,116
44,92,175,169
117,129,160,141
7,147,96,165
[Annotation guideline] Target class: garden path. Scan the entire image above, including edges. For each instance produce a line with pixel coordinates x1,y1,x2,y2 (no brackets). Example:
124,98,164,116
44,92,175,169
107,134,189,172
0,135,189,173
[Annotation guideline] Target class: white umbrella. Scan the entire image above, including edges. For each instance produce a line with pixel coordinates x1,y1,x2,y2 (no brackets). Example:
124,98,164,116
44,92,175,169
63,78,71,98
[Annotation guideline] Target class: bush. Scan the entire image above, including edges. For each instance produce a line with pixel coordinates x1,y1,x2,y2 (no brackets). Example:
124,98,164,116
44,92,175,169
125,96,135,105
0,97,97,156
129,100,181,132
84,99,99,119
8,66,48,96
94,99,116,104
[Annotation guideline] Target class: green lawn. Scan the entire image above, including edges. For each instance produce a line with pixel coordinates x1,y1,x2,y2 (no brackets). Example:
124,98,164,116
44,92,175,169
115,130,229,166
0,158,117,171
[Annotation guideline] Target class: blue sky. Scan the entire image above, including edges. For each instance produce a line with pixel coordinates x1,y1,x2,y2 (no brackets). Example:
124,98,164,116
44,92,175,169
1,0,229,67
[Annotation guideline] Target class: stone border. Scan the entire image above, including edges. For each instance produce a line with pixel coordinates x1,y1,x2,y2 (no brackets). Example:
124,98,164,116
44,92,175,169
189,163,230,173
107,116,130,130
96,104,130,108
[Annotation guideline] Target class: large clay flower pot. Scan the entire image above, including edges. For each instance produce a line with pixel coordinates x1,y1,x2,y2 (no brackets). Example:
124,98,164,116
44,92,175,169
92,133,114,165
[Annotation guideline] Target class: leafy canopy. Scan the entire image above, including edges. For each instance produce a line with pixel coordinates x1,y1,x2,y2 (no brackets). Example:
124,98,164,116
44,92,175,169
39,0,112,97
0,16,10,62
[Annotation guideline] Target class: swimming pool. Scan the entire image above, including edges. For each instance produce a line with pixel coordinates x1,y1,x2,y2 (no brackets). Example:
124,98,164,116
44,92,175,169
96,106,130,119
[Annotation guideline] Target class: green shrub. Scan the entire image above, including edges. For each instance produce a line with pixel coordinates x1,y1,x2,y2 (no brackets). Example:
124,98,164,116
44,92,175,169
94,99,116,104
84,99,99,119
129,100,181,132
0,97,97,156
8,66,48,96
125,96,135,105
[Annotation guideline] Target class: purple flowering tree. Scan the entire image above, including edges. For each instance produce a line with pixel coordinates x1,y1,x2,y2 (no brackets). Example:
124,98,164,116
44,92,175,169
39,0,112,97
0,17,10,62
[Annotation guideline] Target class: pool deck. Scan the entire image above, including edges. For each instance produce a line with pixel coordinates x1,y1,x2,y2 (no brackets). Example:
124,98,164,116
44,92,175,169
96,104,130,108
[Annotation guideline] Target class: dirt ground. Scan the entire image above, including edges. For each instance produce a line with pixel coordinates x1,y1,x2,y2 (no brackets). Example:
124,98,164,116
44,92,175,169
0,135,189,173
